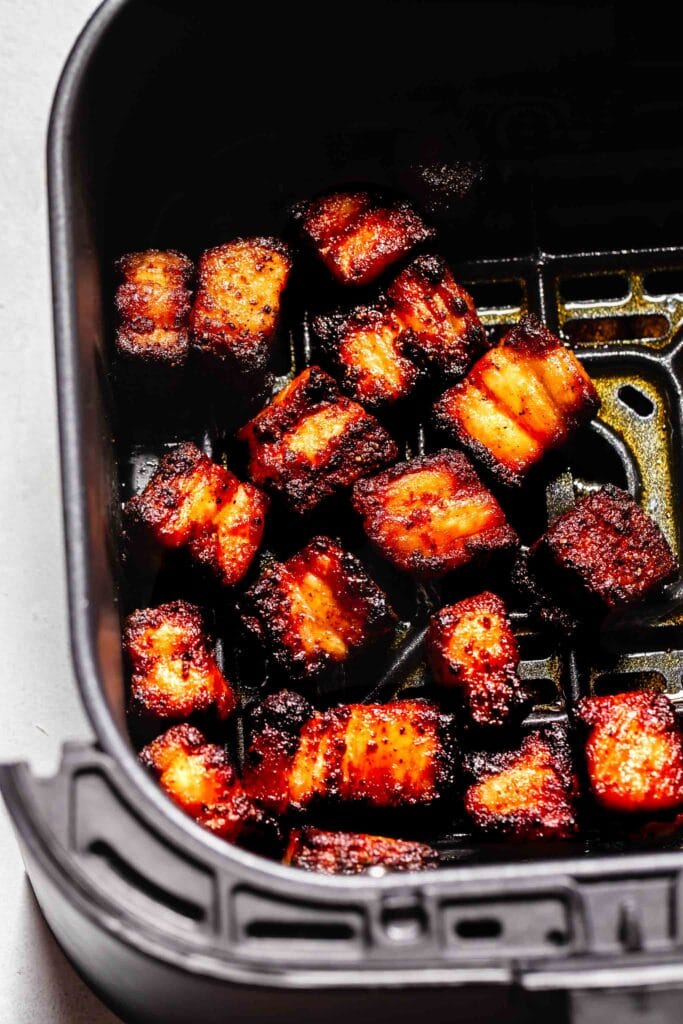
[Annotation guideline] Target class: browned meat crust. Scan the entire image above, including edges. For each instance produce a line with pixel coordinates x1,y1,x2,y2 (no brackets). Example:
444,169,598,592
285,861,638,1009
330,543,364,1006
433,314,600,485
241,536,396,680
314,304,420,409
123,600,236,721
352,449,518,577
237,366,398,512
427,592,527,726
190,237,292,373
139,724,274,843
387,254,486,379
284,826,438,874
244,690,457,814
115,249,193,367
577,692,683,813
313,255,485,408
530,485,677,611
464,726,579,840
292,190,434,286
125,441,268,586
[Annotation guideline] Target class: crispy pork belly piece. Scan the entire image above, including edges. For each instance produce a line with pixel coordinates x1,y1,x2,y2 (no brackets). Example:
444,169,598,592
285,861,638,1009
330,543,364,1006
314,305,420,409
387,255,486,380
123,600,236,721
190,237,292,373
140,724,271,843
352,449,517,577
464,727,579,840
433,314,599,485
285,827,438,874
293,190,434,286
237,366,398,512
115,249,193,367
244,690,456,815
530,485,677,612
241,536,395,680
427,592,526,726
577,692,683,814
125,442,268,586
313,256,484,406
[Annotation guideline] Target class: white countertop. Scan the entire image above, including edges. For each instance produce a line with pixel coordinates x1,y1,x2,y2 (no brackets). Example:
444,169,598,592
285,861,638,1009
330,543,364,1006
0,1,122,1019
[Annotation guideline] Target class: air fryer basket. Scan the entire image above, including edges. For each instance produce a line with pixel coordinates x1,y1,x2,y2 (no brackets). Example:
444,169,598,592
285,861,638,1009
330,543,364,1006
4,1,683,1022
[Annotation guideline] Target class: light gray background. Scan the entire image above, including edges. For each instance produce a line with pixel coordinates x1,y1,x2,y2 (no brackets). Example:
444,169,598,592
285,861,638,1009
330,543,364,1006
0,0,122,1020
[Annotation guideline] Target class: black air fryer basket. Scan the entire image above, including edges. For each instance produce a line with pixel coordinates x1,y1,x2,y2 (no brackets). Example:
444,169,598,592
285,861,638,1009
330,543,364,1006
4,1,683,1021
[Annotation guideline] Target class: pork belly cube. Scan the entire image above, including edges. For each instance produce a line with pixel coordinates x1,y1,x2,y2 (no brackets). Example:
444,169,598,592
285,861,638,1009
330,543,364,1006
125,442,268,586
313,305,420,408
293,190,434,286
285,827,438,875
577,692,683,814
244,690,456,815
237,366,398,512
531,485,677,612
140,724,272,843
464,727,579,840
387,255,486,380
241,536,396,680
190,237,292,373
123,600,236,721
427,592,526,726
352,449,518,577
115,249,193,367
433,314,599,485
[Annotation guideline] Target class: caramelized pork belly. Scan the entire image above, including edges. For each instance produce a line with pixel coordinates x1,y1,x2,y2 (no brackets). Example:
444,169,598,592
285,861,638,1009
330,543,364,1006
387,255,486,379
242,536,395,680
244,690,456,815
427,592,526,726
352,450,517,577
115,249,193,366
293,190,434,286
190,237,292,373
237,366,398,512
123,601,236,721
314,305,419,408
313,255,484,407
530,485,677,612
140,725,271,843
464,727,579,840
433,315,599,485
285,827,438,875
577,692,683,814
125,442,268,586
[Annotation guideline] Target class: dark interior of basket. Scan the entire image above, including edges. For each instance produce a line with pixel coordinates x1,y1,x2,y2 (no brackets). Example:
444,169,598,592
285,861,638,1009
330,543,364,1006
98,0,683,866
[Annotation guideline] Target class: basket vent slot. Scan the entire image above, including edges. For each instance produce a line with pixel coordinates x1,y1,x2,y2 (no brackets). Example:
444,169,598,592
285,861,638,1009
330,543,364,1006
517,633,557,661
465,279,524,310
643,268,683,297
563,313,668,345
525,678,561,708
234,888,363,955
617,385,655,419
74,770,215,931
88,840,205,922
245,920,354,942
593,670,666,696
455,917,502,940
560,273,629,303
444,897,571,957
